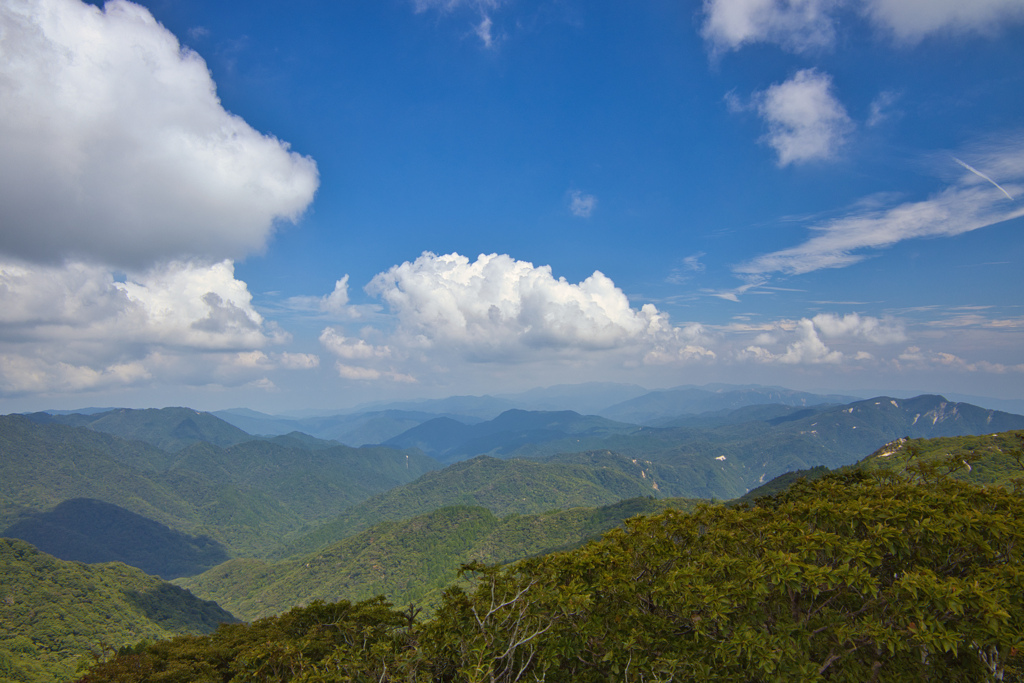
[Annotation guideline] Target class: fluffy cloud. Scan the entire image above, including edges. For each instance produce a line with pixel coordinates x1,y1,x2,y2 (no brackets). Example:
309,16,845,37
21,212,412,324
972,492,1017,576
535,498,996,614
736,143,1024,275
702,0,836,54
365,252,690,360
811,312,905,344
0,0,318,269
701,0,1024,53
319,328,391,360
862,0,1024,42
752,69,853,166
0,259,275,349
737,313,903,365
0,259,298,395
312,252,718,384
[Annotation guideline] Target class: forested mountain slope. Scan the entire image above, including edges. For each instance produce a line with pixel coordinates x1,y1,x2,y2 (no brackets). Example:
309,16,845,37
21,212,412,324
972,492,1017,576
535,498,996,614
0,538,235,683
24,407,254,452
275,453,688,558
180,497,696,622
0,415,438,559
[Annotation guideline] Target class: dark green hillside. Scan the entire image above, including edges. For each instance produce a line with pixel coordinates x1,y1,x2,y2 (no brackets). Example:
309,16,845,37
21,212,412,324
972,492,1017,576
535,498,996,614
381,416,473,457
0,415,197,532
1,415,440,559
540,449,746,500
28,407,254,452
181,497,696,621
2,499,228,579
165,440,439,524
277,454,662,558
0,415,305,558
263,431,340,450
0,538,235,683
465,496,696,564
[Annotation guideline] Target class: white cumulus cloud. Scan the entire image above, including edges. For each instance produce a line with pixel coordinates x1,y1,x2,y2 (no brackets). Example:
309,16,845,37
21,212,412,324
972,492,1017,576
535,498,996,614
0,258,300,395
365,252,693,360
737,313,901,365
811,312,905,344
753,69,853,166
319,328,392,360
312,252,718,385
0,0,318,269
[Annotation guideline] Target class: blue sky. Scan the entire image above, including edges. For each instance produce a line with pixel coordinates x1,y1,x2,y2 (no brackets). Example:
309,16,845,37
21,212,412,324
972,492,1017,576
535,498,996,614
1,0,1023,413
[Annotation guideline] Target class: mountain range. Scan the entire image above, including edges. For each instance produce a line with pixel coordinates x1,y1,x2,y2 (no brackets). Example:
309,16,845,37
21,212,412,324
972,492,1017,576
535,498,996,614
3,383,1024,681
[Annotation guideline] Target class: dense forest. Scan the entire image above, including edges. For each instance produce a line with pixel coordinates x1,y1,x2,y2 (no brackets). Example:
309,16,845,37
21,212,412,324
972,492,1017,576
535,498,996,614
0,539,234,683
76,469,1024,681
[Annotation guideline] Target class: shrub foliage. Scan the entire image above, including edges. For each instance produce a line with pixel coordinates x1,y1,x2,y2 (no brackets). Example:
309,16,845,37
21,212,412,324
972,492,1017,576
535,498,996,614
78,471,1024,682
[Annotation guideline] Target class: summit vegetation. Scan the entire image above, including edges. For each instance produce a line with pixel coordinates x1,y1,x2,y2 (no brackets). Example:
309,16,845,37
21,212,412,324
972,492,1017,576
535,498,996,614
78,470,1024,682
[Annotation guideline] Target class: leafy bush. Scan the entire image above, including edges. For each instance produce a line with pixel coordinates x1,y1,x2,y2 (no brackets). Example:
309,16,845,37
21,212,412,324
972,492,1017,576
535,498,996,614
79,471,1024,682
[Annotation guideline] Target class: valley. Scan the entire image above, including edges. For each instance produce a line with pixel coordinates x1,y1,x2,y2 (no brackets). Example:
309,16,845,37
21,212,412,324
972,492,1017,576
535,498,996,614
2,383,1023,681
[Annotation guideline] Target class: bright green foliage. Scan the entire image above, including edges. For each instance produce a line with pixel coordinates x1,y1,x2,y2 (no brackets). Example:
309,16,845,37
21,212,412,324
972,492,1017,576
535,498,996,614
180,498,695,622
857,431,1024,489
427,472,1024,681
277,454,671,558
0,539,234,683
77,598,414,683
78,473,1024,681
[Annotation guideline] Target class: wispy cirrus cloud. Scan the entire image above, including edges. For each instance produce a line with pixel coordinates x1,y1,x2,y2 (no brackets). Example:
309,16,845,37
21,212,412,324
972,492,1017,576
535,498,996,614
411,0,504,48
735,143,1024,277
